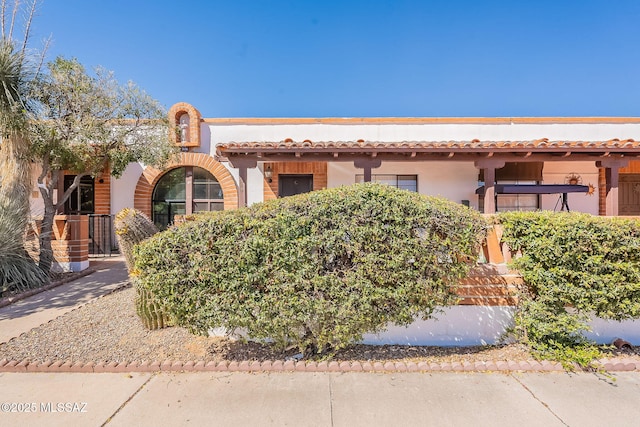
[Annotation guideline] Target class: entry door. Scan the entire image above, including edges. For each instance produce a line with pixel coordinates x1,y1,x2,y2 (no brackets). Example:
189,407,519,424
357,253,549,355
279,174,313,197
620,174,640,215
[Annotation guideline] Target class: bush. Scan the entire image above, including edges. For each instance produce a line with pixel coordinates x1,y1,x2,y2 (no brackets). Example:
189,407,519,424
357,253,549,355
499,211,640,366
134,183,486,356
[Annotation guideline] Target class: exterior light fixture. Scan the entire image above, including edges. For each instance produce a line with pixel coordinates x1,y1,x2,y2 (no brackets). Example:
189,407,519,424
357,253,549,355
264,165,273,183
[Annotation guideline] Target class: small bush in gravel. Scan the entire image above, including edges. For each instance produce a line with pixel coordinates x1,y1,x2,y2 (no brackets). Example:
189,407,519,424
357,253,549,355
499,211,640,367
134,183,487,356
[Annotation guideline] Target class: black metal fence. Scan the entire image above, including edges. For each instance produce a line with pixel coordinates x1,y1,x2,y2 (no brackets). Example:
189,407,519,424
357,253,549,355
88,214,118,256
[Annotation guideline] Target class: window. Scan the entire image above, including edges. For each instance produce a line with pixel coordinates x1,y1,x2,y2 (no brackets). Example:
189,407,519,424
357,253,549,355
152,166,223,229
63,175,94,214
495,180,539,212
355,174,418,192
478,162,542,212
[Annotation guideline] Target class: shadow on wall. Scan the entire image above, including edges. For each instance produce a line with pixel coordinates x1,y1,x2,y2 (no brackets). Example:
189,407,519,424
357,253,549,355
584,317,640,346
359,307,640,347
360,306,516,347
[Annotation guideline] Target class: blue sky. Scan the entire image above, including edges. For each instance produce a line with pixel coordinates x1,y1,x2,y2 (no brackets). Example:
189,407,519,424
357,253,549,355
30,0,640,118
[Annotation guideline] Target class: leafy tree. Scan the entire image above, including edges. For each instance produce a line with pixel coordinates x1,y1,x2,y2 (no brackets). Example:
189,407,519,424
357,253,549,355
0,0,48,291
29,57,176,273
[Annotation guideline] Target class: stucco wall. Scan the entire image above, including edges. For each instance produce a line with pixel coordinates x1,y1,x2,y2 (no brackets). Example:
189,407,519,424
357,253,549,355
541,161,599,214
110,163,144,215
361,307,640,346
206,121,640,144
328,161,480,209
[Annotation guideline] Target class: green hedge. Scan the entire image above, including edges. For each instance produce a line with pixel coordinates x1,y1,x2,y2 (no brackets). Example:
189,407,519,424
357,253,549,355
499,211,640,366
133,183,486,356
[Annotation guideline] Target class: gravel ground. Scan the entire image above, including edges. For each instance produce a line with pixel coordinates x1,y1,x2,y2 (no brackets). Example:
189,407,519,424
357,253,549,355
1,285,638,365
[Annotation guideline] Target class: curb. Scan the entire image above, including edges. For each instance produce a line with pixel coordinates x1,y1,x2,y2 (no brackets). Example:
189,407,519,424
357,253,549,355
0,268,96,309
0,358,638,374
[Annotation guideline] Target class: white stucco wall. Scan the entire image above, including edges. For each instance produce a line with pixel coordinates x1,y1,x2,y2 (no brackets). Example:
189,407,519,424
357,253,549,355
207,121,640,144
214,305,640,347
110,163,144,215
360,307,640,346
362,306,516,346
328,161,480,209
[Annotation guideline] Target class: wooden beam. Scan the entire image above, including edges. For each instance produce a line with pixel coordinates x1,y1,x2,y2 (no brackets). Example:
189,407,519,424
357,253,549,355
483,167,497,214
238,166,248,208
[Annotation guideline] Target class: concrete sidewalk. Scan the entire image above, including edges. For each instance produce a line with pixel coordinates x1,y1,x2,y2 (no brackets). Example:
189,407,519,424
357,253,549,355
0,256,129,344
0,371,639,426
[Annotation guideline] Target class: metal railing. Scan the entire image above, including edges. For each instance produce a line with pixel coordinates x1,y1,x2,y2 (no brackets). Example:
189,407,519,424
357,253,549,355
88,214,118,256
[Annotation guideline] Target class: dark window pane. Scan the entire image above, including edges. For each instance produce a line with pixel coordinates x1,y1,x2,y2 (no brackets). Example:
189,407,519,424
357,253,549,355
63,175,94,214
355,174,417,192
153,168,186,201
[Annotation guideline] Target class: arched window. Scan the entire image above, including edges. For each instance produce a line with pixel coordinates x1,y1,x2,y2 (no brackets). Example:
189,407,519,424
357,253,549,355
152,166,223,229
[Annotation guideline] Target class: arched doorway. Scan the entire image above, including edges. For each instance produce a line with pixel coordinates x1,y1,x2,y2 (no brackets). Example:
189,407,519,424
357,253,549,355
152,166,223,229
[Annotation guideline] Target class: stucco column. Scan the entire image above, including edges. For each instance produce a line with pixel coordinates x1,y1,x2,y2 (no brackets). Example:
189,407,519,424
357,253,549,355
354,157,382,182
228,157,258,208
597,158,629,216
475,159,505,215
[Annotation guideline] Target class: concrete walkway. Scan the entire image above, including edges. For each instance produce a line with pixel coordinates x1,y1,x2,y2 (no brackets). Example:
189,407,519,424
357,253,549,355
0,256,129,344
0,371,639,426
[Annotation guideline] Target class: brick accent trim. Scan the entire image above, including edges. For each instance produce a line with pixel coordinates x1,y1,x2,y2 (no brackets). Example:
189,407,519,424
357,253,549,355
263,162,328,200
133,153,238,217
168,102,202,148
0,357,636,373
94,172,110,215
598,160,640,215
598,167,606,216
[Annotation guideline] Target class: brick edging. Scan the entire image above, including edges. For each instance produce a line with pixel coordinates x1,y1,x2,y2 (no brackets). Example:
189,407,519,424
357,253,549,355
0,268,96,309
0,358,637,373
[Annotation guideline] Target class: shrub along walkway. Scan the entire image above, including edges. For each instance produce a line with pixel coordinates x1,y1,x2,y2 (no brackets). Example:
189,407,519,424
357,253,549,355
0,256,638,373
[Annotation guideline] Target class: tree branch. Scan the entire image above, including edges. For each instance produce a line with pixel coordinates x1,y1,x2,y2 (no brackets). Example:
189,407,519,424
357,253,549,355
1,0,6,38
8,0,18,40
56,172,89,211
20,0,37,54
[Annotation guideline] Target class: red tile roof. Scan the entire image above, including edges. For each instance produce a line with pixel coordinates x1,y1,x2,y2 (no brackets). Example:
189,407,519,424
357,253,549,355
217,139,640,153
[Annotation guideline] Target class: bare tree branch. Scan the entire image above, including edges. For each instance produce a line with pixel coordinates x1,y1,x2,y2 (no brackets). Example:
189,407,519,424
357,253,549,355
8,0,19,40
56,172,89,211
20,0,37,54
32,33,49,79
1,0,7,39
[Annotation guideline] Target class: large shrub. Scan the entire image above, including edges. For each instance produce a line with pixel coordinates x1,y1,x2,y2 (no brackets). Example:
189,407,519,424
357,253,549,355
134,183,487,356
499,211,640,366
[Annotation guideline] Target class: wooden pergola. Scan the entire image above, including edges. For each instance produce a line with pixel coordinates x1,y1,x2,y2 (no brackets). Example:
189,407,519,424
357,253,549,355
216,139,640,215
